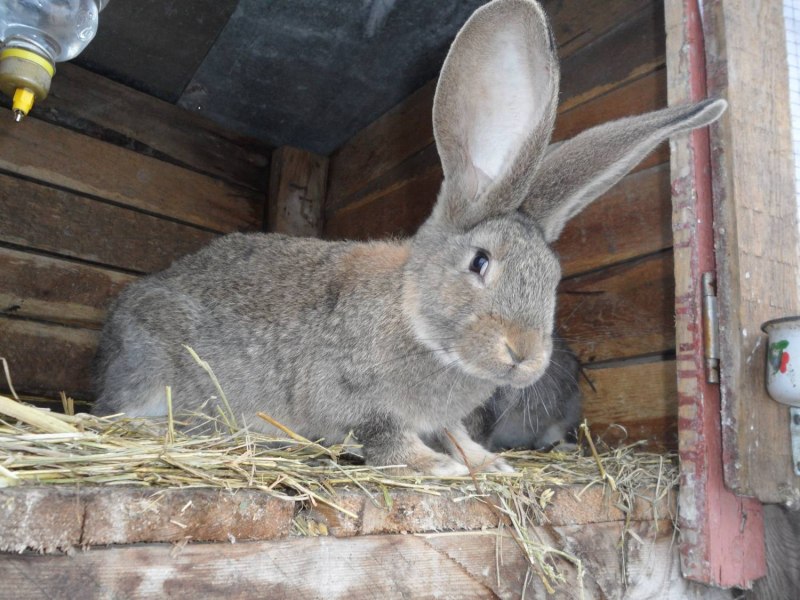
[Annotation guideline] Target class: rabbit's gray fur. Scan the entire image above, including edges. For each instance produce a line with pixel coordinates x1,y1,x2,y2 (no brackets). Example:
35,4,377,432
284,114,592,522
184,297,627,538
465,337,581,451
93,0,727,475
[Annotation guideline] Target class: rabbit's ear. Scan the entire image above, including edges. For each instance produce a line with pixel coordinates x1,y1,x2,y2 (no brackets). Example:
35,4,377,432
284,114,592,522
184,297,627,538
430,0,559,231
522,99,728,242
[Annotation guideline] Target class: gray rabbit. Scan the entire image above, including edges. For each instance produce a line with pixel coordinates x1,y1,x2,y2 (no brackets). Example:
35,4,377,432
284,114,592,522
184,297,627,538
93,0,726,476
466,337,582,452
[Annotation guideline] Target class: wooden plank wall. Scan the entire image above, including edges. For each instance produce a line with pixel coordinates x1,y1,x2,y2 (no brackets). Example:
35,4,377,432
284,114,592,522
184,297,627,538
324,0,675,449
0,64,271,409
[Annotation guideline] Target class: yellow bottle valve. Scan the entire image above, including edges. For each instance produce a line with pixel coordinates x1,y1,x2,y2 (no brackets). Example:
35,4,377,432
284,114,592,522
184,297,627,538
0,48,55,122
12,87,35,122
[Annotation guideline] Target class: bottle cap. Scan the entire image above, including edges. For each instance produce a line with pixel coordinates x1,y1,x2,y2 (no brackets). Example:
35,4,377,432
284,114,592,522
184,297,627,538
0,48,55,121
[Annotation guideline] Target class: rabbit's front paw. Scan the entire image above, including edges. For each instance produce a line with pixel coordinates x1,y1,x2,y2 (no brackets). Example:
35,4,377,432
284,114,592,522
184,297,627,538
426,454,471,477
481,456,515,473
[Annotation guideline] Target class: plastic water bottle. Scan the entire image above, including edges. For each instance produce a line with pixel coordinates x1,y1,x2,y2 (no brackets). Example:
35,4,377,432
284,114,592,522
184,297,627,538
0,0,111,121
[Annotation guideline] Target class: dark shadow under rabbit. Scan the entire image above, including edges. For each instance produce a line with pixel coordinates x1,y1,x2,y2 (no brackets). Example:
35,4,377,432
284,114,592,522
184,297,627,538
92,0,726,475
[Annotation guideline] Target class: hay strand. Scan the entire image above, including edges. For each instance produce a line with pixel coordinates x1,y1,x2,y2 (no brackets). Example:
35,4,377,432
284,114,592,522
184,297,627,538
0,395,78,434
183,345,237,431
0,358,19,400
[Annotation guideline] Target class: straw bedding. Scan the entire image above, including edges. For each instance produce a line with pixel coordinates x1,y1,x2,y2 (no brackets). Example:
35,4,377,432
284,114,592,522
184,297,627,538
0,389,678,593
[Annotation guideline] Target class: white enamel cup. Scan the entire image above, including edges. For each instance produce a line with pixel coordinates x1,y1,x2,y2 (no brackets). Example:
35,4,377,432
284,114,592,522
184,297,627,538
762,316,800,406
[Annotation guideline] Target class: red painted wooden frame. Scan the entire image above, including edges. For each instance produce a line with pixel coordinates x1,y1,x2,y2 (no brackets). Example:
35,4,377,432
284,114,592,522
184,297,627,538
667,0,766,588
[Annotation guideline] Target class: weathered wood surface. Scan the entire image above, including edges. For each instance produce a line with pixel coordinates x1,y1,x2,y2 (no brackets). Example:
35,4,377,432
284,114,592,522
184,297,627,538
558,4,666,112
267,146,328,236
581,360,678,451
0,108,261,233
324,144,440,241
0,174,215,274
0,70,272,402
553,68,668,146
703,0,800,503
0,484,673,553
0,479,718,598
0,318,98,400
0,519,728,599
0,488,294,553
38,63,270,191
555,164,672,277
666,0,766,587
0,248,134,329
558,251,675,364
542,0,655,59
303,485,674,540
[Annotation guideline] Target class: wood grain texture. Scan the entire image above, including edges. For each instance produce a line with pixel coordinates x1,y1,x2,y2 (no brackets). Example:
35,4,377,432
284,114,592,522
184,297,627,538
0,488,294,553
0,519,727,599
703,0,800,503
38,63,270,191
0,484,674,553
554,68,667,141
0,318,98,399
324,145,441,240
555,163,672,277
0,108,261,233
666,0,766,586
542,0,655,59
559,4,666,112
0,174,215,274
267,147,328,236
304,485,674,540
558,251,675,364
0,533,538,599
581,360,678,450
0,248,134,329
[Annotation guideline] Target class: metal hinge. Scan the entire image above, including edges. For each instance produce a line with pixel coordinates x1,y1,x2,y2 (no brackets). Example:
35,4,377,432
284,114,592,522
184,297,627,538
702,272,720,384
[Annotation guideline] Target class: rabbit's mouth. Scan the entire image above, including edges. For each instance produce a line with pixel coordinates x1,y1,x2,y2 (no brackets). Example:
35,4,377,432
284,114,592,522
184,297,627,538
503,361,549,389
497,343,551,388
458,354,548,388
452,322,552,388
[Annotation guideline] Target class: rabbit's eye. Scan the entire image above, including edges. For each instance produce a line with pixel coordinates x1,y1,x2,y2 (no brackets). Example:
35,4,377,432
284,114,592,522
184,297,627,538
470,251,490,277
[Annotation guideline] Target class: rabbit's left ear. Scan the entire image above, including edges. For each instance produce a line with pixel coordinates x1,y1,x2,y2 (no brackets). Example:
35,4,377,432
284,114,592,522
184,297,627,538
429,0,560,231
521,98,728,242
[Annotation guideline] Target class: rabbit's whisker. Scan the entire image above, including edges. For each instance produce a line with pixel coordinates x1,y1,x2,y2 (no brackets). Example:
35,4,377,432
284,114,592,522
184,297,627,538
408,359,462,389
546,360,579,385
444,366,465,409
493,393,518,427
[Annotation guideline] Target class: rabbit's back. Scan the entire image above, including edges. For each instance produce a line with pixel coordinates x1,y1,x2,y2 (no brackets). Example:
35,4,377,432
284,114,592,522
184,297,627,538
92,233,358,426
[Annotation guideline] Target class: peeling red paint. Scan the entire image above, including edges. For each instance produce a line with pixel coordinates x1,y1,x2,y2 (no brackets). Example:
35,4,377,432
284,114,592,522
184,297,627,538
672,0,765,588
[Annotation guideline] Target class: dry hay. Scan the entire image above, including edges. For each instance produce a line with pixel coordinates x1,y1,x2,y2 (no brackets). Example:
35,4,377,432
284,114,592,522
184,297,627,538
0,393,678,594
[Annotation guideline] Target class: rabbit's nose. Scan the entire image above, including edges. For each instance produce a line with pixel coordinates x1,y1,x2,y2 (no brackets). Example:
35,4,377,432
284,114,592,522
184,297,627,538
505,342,525,365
